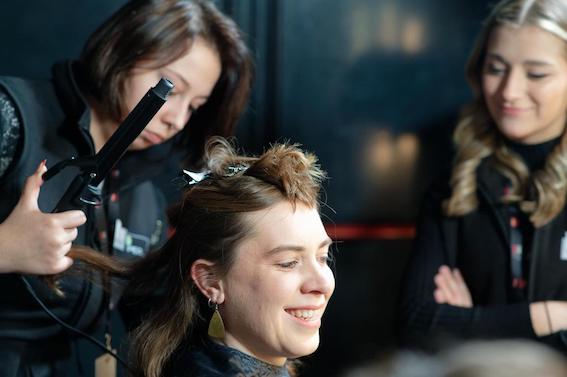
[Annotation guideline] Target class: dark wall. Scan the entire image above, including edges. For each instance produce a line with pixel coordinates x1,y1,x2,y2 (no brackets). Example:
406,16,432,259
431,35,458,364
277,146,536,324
229,0,494,224
0,1,493,376
0,1,128,78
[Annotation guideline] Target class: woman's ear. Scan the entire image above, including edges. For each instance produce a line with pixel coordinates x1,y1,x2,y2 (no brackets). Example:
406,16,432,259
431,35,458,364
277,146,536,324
190,259,225,304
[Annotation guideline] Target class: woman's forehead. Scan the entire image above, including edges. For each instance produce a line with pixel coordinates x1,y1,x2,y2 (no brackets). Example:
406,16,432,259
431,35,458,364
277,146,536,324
236,203,326,256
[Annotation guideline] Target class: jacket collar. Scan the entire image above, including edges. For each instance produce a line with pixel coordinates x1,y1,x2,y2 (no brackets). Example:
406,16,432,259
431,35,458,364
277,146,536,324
476,157,511,247
51,60,95,154
51,61,90,133
476,158,509,207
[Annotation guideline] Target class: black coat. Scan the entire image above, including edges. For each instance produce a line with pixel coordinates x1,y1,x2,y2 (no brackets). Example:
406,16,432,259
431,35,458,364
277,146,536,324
400,158,567,351
0,62,175,375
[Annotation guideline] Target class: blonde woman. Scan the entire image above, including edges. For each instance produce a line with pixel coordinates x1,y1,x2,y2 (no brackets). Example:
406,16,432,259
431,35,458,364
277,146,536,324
401,0,567,351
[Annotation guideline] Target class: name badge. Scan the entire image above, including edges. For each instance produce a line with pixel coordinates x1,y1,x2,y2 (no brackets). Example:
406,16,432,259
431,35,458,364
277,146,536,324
560,232,567,261
95,353,116,377
95,334,117,377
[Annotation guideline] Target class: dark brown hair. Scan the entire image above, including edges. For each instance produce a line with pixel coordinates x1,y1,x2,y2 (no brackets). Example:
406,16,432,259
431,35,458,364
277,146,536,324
78,0,253,166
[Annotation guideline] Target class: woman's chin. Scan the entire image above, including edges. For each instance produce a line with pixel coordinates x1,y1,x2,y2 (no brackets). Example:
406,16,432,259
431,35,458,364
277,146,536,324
285,333,320,359
128,137,157,151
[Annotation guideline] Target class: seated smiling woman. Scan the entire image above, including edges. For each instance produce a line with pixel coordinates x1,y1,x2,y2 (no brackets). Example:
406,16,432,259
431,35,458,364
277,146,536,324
95,137,336,377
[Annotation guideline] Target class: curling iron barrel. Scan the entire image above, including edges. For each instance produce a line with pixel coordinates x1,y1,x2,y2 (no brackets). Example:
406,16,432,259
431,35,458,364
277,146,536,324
47,78,174,213
92,78,174,186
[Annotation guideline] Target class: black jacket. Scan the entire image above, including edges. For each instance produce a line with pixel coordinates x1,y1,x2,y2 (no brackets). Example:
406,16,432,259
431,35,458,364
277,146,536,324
0,62,174,374
400,158,567,351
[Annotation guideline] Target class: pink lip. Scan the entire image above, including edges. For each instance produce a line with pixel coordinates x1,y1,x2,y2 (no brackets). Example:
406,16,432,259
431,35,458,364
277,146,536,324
285,312,322,329
501,106,527,116
142,130,164,145
284,304,326,329
285,304,325,311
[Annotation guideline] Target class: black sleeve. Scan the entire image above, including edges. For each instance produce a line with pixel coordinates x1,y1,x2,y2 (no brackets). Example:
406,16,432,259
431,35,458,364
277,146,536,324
0,89,21,178
399,186,535,349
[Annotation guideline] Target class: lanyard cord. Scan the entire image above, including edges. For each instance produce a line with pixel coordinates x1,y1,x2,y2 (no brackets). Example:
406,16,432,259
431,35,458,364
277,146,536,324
21,168,130,372
20,275,129,370
93,172,116,338
509,206,527,289
506,185,529,301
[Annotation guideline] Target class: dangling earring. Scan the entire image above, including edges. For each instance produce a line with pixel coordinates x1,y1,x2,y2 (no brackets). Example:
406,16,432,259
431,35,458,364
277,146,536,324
207,298,225,339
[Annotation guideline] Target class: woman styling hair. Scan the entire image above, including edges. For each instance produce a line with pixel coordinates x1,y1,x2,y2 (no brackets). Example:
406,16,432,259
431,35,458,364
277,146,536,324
0,0,252,375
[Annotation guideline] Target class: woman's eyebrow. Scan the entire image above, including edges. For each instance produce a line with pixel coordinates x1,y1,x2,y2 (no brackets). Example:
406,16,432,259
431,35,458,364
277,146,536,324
485,53,508,64
162,67,190,88
486,53,553,67
267,238,333,255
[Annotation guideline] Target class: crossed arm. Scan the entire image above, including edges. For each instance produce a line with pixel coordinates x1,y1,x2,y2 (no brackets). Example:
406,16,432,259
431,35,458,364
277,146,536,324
433,265,567,337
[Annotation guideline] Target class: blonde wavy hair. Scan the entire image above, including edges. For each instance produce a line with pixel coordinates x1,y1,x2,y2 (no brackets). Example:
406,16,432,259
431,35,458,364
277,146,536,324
444,0,567,227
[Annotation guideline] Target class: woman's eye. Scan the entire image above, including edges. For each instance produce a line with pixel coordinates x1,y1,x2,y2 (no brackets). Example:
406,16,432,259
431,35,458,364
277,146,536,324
485,63,505,75
318,255,330,265
527,72,548,80
277,261,298,269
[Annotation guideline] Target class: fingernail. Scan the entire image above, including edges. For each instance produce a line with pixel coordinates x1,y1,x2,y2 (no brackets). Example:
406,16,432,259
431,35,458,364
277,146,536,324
39,160,48,182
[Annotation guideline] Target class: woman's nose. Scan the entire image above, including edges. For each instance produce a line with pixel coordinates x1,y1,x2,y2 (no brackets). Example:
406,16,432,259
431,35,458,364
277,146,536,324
163,97,191,131
301,260,335,296
500,68,525,102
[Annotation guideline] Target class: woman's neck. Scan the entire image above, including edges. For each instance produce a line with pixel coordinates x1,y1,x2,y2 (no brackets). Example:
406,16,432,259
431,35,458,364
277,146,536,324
215,336,287,367
88,99,117,153
505,136,562,172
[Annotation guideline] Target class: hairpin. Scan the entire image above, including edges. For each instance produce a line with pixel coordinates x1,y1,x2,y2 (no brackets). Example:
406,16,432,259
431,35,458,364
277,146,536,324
172,169,210,188
172,164,248,188
225,164,248,177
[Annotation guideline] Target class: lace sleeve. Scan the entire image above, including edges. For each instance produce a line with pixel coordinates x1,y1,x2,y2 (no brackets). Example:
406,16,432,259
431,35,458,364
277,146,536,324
0,90,21,177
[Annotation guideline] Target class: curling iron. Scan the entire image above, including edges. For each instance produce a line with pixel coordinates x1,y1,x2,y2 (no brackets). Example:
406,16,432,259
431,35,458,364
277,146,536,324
42,78,174,212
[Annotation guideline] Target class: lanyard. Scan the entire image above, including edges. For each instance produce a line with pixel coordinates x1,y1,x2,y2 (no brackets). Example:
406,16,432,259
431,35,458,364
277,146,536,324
93,169,121,342
505,186,528,300
509,206,526,289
